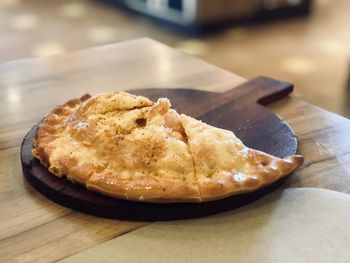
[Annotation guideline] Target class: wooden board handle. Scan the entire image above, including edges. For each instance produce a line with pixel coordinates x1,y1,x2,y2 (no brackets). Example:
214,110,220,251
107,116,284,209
222,76,294,105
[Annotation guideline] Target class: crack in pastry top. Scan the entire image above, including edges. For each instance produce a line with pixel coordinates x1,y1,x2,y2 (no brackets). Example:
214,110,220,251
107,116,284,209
32,91,303,203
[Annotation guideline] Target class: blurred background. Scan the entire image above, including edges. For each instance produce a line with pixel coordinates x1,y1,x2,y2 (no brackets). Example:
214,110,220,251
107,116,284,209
0,0,349,117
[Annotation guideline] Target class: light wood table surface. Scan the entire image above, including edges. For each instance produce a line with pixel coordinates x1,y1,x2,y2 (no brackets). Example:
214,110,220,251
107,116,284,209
1,38,349,262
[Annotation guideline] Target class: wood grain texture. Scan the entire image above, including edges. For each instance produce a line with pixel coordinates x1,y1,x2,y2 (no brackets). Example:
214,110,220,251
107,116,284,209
0,38,350,262
21,77,296,221
268,98,350,193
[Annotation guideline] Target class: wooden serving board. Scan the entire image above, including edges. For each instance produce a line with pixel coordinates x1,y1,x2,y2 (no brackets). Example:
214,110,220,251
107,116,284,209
21,76,297,221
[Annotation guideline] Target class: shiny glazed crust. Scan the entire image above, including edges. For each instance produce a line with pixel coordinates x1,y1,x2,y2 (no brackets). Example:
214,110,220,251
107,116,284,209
32,92,304,203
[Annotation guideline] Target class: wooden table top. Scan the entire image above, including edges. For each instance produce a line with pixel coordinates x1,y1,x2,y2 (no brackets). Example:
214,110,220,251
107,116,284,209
1,38,349,262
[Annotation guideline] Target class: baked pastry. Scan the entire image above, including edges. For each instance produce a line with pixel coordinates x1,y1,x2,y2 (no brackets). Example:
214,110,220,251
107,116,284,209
32,92,303,203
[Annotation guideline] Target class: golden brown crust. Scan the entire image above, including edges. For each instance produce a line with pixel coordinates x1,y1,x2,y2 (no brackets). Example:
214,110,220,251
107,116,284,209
197,154,304,201
87,173,200,202
32,92,304,203
32,95,86,167
180,115,304,202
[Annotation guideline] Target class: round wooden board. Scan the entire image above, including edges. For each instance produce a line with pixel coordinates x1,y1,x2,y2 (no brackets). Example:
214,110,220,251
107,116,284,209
21,77,298,221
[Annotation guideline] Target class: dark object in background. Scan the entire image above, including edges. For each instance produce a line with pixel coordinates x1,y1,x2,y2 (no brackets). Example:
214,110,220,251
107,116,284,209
100,0,312,34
